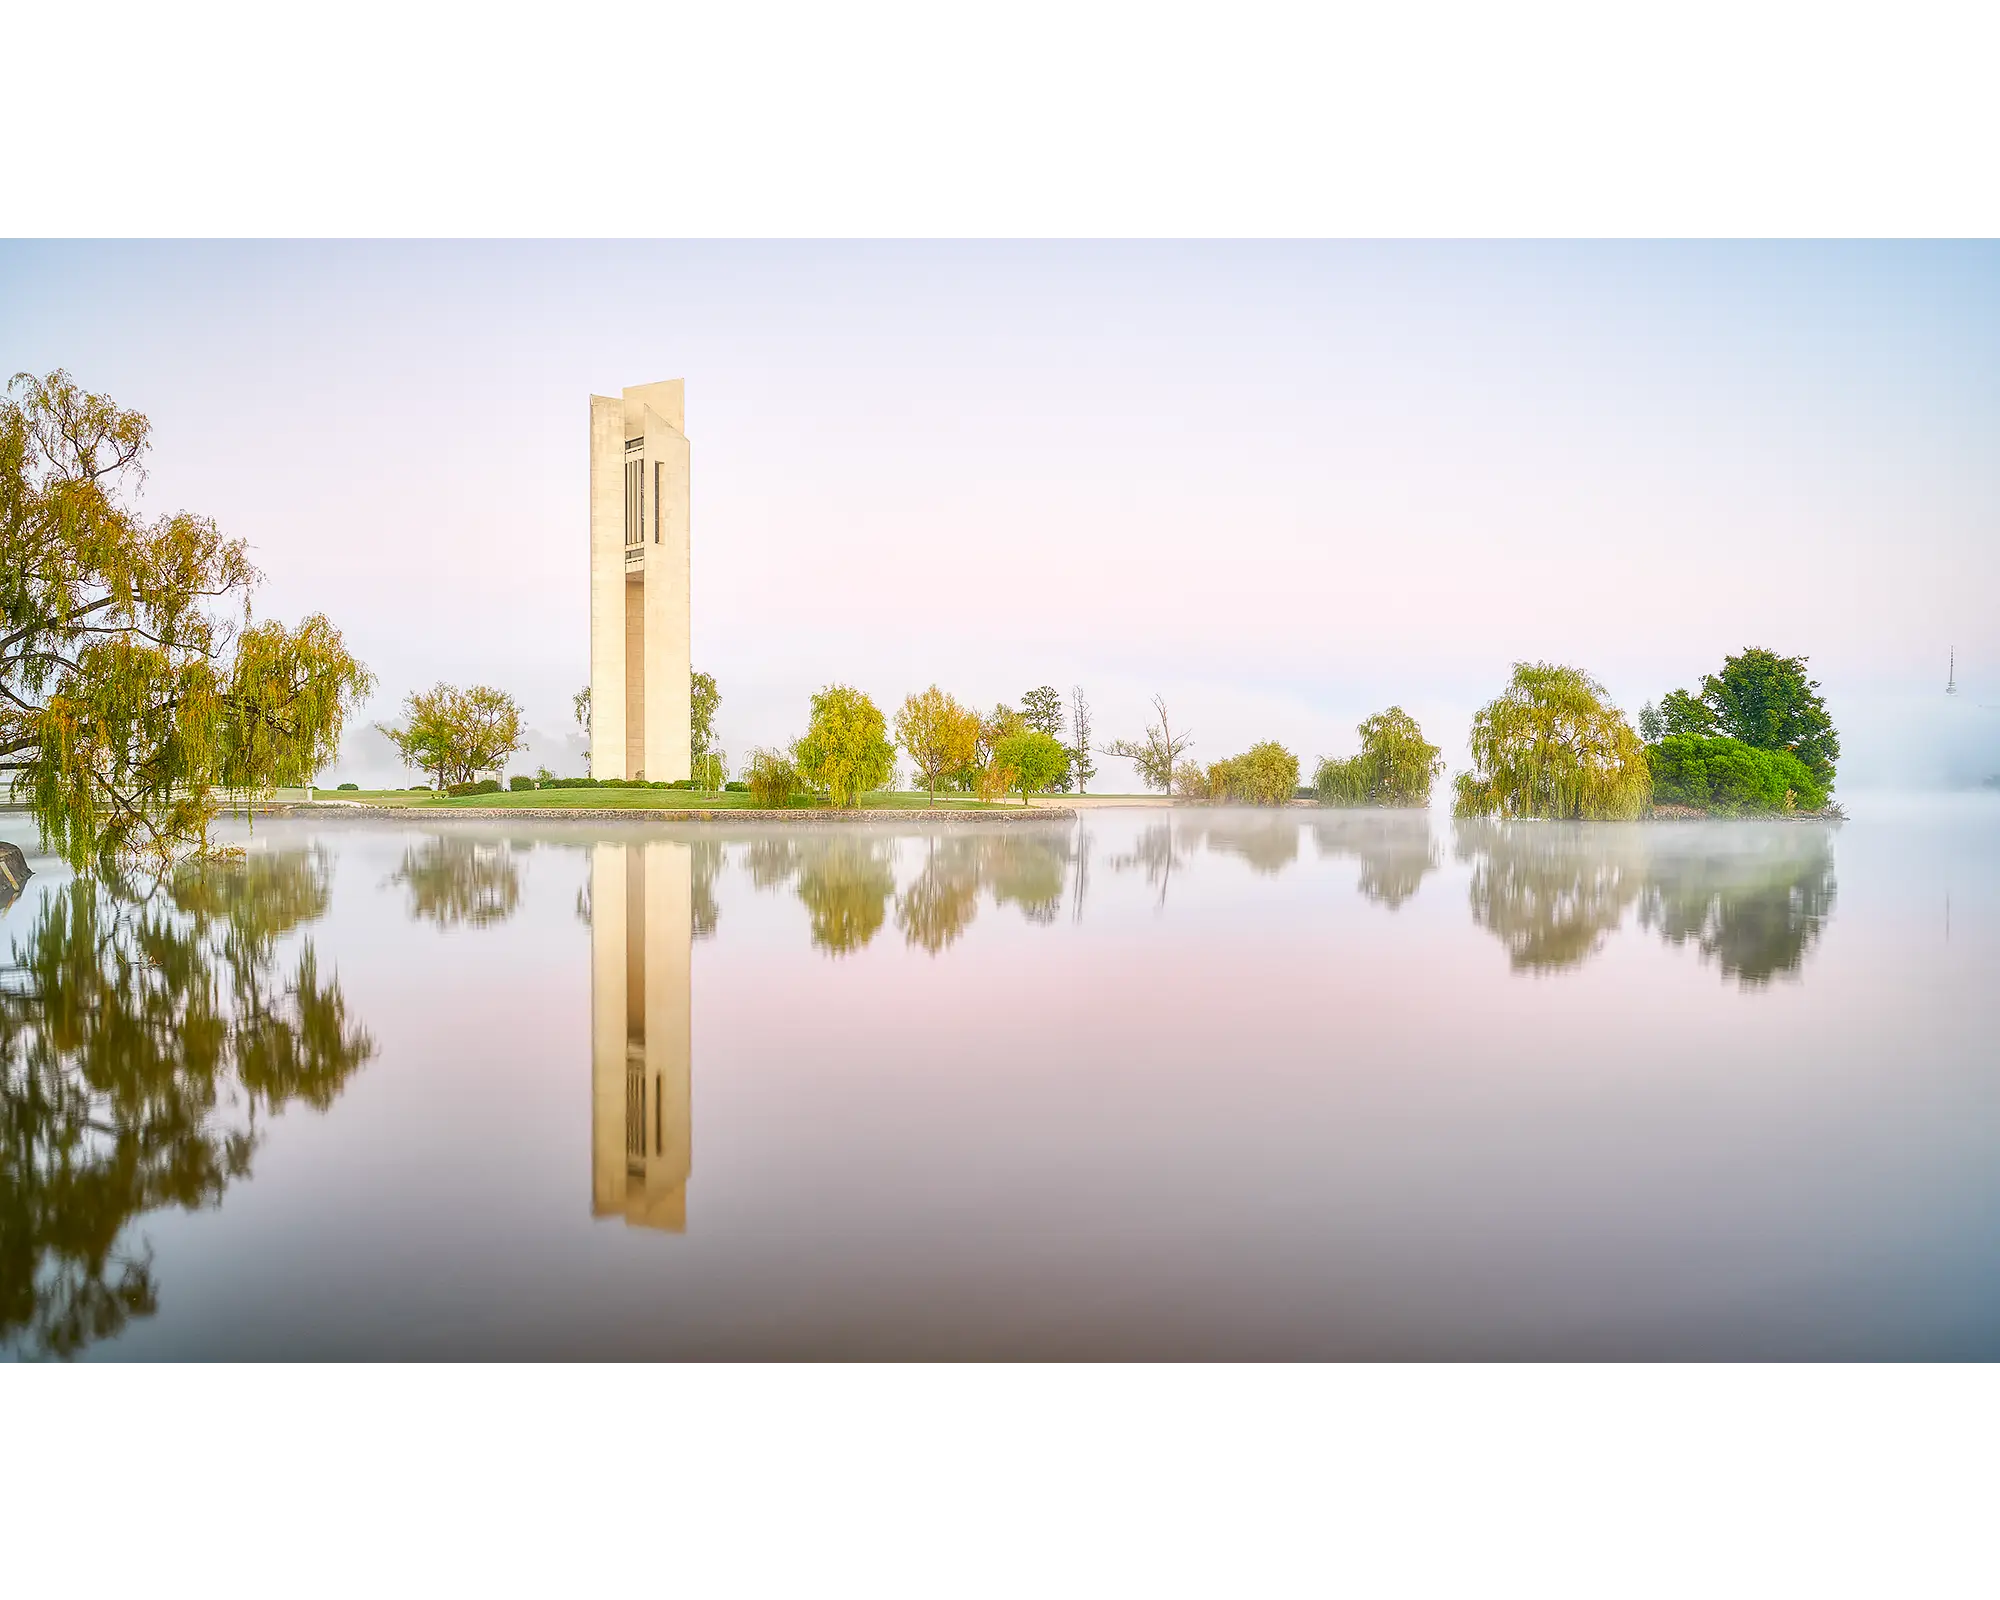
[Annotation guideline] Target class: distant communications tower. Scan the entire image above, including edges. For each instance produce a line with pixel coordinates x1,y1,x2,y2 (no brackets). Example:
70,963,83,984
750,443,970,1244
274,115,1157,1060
1946,647,1958,695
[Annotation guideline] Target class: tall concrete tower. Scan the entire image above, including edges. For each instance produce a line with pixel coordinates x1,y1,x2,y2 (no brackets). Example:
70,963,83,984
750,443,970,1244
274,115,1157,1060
589,380,690,780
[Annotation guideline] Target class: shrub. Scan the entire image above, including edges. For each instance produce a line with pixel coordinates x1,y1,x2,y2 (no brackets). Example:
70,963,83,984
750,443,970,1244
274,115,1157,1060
509,775,535,791
1647,734,1828,815
336,782,359,792
446,778,503,796
539,776,598,789
409,784,431,791
747,748,798,808
667,778,700,790
1173,760,1212,801
724,780,749,793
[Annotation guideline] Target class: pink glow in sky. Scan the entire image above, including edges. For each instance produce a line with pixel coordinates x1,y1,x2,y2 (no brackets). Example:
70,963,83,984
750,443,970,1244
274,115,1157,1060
3,241,1994,786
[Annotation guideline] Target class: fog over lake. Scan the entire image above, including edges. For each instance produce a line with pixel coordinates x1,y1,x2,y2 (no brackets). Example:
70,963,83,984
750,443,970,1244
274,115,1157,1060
5,799,1995,1360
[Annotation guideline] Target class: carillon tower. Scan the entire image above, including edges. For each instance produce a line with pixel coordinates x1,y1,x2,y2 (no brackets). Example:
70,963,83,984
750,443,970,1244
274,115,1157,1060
589,380,690,780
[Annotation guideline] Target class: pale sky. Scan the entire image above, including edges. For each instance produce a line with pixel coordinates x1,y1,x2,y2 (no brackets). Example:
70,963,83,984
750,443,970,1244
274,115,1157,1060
3,241,1995,787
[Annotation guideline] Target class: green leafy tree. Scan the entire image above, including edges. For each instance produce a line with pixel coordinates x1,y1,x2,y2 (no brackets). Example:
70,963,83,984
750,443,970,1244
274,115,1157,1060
0,849,375,1357
1636,700,1664,742
746,747,798,807
1104,695,1192,794
1658,688,1715,738
1453,662,1650,821
894,685,980,804
1692,647,1839,789
1020,686,1064,738
977,703,1024,768
1,371,374,870
1314,707,1444,807
992,729,1071,804
378,683,525,789
573,686,591,736
1068,686,1097,794
793,684,894,808
690,669,720,764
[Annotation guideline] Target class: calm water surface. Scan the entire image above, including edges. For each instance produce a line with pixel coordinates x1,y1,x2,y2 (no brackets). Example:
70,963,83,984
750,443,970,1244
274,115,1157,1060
4,799,1996,1359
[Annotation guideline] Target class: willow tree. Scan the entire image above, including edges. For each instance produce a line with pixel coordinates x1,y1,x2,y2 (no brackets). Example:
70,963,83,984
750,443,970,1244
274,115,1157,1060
1315,706,1445,807
1453,662,1650,821
1,371,374,870
794,684,894,808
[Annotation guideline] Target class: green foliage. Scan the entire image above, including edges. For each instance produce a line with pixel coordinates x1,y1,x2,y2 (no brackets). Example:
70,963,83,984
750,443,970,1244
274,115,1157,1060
895,685,980,803
992,729,1071,803
724,780,749,793
690,668,720,763
1104,695,1191,793
794,684,894,808
378,683,525,790
1646,734,1828,814
747,747,799,807
1314,706,1443,807
336,782,359,791
1453,662,1651,821
2,371,375,871
1196,741,1300,805
572,685,591,736
1019,686,1064,739
508,775,535,791
1636,700,1664,742
1658,687,1715,738
1666,647,1840,789
445,777,503,796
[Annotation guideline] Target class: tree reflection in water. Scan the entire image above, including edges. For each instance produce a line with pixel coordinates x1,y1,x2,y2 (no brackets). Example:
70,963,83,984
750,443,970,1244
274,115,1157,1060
741,829,1074,956
1456,821,1650,973
388,835,523,929
1310,811,1438,909
1455,820,1839,983
795,836,898,956
0,849,374,1358
1178,814,1302,876
895,831,1072,952
1637,826,1836,986
1109,821,1191,909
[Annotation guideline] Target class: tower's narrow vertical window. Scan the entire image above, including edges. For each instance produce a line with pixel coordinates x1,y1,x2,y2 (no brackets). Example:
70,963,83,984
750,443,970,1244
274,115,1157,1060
654,463,662,544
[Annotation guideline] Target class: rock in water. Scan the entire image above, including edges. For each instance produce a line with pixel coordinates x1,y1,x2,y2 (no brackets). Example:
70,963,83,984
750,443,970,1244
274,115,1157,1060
0,841,31,903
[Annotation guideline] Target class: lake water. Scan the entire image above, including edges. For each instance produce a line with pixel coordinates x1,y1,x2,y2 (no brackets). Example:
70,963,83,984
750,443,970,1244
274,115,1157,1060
3,798,1996,1360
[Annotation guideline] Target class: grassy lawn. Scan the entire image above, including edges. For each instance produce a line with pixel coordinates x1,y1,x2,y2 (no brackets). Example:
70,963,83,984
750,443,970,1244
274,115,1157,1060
309,788,1023,811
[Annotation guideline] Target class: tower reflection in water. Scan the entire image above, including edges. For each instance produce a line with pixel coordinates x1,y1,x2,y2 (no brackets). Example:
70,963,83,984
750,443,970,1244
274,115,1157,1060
589,842,692,1233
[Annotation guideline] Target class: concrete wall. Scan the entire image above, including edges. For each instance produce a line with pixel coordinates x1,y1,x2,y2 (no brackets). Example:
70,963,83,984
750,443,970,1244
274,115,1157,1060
589,380,690,781
587,395,627,779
